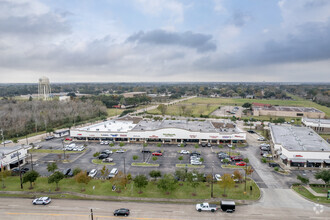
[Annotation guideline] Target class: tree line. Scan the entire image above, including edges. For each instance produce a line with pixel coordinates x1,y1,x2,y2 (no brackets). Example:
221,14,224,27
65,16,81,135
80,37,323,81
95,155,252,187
0,99,107,139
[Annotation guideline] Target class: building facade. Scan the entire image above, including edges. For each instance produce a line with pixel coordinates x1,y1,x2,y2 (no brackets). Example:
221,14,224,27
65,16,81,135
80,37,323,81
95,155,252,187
0,146,29,171
302,117,330,134
253,106,325,118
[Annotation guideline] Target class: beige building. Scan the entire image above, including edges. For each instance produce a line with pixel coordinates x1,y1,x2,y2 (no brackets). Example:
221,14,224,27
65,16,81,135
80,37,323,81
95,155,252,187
122,92,146,98
253,106,325,118
302,117,330,134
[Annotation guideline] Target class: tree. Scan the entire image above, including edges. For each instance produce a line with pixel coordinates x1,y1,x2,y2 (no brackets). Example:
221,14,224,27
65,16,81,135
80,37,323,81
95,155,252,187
157,104,167,116
93,152,100,157
23,170,39,189
47,162,58,173
157,143,162,148
175,168,187,182
242,103,251,108
222,158,230,164
149,170,162,181
132,155,139,161
233,170,243,183
110,171,128,190
48,171,65,190
157,174,177,194
73,167,82,176
314,170,330,187
187,172,202,195
297,175,309,185
218,173,235,196
133,175,148,193
100,165,110,180
178,156,183,164
205,174,213,184
152,156,158,162
74,171,91,190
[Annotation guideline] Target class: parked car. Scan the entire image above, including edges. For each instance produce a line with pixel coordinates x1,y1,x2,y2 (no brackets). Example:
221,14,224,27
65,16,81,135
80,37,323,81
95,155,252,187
257,137,266,141
236,161,247,166
260,150,269,156
141,149,151,153
113,208,130,216
45,136,54,141
231,156,243,161
190,151,201,156
201,143,207,147
152,151,162,156
214,174,222,181
180,150,190,154
62,168,72,176
191,160,202,165
22,167,29,173
65,137,72,141
100,141,105,145
207,143,212,147
32,197,51,205
98,154,109,159
101,150,112,155
116,149,125,153
108,168,118,178
269,162,280,167
260,146,270,151
88,169,98,178
196,202,217,212
102,158,113,163
220,201,235,213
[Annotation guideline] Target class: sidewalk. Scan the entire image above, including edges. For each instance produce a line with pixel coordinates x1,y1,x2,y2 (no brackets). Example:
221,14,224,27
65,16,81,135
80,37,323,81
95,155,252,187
304,185,327,197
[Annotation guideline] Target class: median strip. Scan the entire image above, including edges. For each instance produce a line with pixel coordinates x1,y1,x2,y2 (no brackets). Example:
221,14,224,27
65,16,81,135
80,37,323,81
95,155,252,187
131,163,159,167
176,164,205,168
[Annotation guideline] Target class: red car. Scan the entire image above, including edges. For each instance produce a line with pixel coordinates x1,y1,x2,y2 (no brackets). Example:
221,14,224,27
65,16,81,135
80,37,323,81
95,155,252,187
65,137,72,141
236,162,247,166
152,151,163,156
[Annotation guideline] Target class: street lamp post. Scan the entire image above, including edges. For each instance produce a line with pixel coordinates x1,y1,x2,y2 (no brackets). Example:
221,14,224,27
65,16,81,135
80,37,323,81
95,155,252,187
62,139,66,161
17,151,23,189
211,164,214,198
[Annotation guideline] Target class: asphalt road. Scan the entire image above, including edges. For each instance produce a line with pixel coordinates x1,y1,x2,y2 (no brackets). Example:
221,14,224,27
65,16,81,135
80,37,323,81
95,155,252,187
0,197,329,220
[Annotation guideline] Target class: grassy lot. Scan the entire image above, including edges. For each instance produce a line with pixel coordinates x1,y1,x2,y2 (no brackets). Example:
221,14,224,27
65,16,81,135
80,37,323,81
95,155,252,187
292,185,330,204
320,134,330,141
221,165,245,169
176,164,205,168
106,108,125,117
29,149,85,154
92,159,116,166
131,163,159,167
0,176,260,200
148,97,330,118
310,186,330,194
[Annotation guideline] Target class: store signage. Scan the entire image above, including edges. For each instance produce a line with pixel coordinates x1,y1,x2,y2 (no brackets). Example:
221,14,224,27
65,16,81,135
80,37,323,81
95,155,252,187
149,135,159,138
234,135,244,138
190,135,197,138
101,134,109,136
89,135,95,137
111,134,118,137
163,133,175,137
294,155,303,157
120,134,127,137
222,136,231,139
78,134,82,136
10,152,21,159
210,136,218,138
133,135,140,138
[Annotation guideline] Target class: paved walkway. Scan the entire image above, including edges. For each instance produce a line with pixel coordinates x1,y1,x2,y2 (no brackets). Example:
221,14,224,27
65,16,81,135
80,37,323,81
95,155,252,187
304,185,328,197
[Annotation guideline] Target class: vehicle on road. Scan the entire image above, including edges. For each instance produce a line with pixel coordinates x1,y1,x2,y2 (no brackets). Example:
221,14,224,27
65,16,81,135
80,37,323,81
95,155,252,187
88,169,98,178
247,130,255,134
180,150,190,154
32,197,51,205
116,149,125,153
113,208,130,216
220,201,235,213
1,140,13,145
45,136,54,141
102,158,113,163
196,202,217,212
236,161,246,166
98,154,109,159
214,174,222,181
152,151,162,156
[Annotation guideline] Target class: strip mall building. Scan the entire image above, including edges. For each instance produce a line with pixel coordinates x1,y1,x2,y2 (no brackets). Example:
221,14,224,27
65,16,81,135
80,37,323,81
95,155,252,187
70,116,246,144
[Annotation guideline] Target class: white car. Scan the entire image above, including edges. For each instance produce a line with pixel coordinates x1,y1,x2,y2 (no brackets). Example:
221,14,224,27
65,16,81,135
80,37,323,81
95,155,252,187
88,169,98,178
32,197,51,205
102,158,113,163
214,174,222,181
180,150,190,154
1,140,13,145
100,141,105,145
116,149,125,153
191,160,202,165
258,137,266,141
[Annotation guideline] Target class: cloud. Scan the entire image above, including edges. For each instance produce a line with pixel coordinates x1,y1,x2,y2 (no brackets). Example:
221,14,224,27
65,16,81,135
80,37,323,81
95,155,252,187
127,30,216,53
228,11,252,27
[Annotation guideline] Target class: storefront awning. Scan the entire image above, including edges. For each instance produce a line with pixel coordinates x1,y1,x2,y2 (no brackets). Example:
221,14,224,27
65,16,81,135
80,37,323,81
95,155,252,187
324,159,330,164
307,159,323,163
290,158,306,163
280,155,288,160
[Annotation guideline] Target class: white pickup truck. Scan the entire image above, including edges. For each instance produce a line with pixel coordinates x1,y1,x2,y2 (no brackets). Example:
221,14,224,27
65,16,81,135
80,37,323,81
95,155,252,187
196,202,217,212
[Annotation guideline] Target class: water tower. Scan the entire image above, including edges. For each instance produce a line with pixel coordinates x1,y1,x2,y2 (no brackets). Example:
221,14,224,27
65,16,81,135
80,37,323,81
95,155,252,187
38,76,52,100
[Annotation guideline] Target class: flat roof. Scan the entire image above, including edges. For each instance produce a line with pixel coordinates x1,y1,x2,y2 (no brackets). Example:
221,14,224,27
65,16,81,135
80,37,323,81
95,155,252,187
257,106,323,113
302,117,330,124
271,125,330,152
132,120,239,133
78,120,137,132
0,145,26,155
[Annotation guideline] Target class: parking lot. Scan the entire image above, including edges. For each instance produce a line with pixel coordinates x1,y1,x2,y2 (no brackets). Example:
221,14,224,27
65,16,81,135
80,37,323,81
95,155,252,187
23,138,254,180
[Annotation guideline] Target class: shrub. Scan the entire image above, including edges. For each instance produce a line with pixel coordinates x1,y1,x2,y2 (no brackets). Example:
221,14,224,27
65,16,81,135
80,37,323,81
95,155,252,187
261,158,267,163
93,152,100,157
274,167,279,172
119,142,125,147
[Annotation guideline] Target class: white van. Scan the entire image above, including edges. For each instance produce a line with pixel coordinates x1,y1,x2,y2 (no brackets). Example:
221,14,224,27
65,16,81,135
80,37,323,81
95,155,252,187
108,168,118,178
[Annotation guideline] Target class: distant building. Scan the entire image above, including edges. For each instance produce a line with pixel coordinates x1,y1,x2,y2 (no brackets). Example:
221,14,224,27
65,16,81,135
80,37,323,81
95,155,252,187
270,125,330,169
122,92,146,98
302,118,330,134
0,145,29,171
246,95,254,99
59,96,71,102
253,105,325,118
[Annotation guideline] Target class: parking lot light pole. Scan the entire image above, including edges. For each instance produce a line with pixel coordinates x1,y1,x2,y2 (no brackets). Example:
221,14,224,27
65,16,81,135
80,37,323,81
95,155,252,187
17,151,23,189
62,139,66,161
30,153,33,171
211,165,214,198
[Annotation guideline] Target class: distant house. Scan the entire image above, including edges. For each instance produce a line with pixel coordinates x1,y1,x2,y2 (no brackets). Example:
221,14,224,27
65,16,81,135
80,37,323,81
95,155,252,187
246,95,254,99
122,92,146,98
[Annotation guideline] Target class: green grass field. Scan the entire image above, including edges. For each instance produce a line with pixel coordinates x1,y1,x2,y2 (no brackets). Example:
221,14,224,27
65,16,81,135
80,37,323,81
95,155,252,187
1,176,260,200
148,97,330,118
292,185,330,204
310,186,330,194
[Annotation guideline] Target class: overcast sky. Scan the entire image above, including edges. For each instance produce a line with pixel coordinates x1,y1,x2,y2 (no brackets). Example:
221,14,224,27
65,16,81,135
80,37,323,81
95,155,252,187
1,0,330,83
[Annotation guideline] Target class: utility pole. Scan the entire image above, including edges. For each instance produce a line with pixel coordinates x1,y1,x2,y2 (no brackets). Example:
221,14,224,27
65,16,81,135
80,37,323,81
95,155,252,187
211,165,214,198
17,150,23,189
1,129,5,147
62,139,66,161
244,164,247,193
123,157,127,187
30,153,33,171
90,209,94,220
